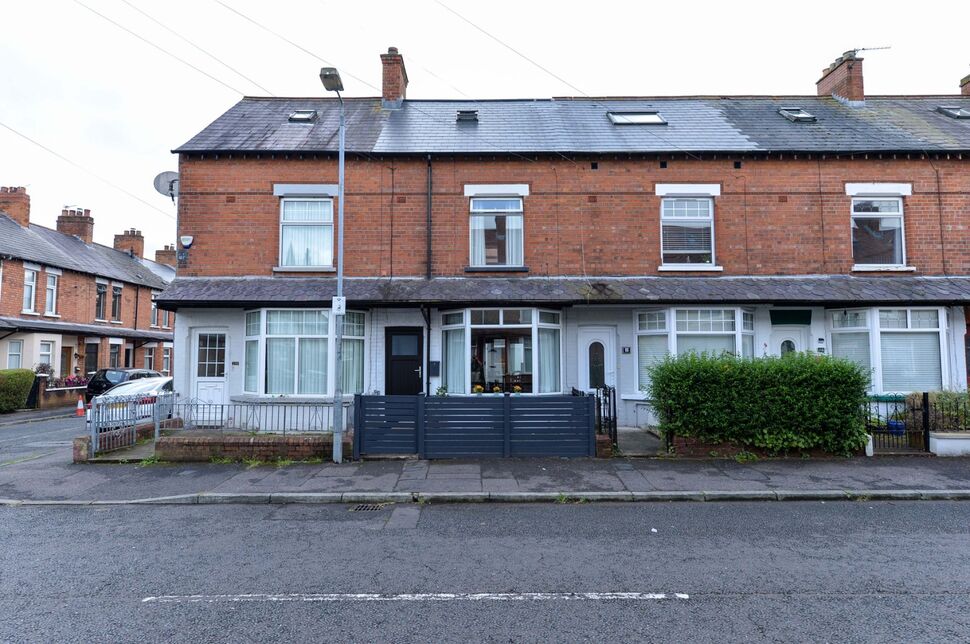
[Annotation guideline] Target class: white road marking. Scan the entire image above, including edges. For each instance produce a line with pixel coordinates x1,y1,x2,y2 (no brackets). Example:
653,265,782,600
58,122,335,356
143,592,690,604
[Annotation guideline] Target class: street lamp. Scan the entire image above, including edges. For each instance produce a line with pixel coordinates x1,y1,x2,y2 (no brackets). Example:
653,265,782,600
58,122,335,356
320,67,346,463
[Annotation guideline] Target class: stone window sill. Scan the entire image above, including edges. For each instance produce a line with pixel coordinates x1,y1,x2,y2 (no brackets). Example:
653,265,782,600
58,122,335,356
273,266,336,273
851,265,917,273
657,265,724,272
20,311,40,316
464,266,530,273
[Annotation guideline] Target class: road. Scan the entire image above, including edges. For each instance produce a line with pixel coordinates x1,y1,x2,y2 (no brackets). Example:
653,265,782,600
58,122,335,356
2,501,969,643
0,415,82,465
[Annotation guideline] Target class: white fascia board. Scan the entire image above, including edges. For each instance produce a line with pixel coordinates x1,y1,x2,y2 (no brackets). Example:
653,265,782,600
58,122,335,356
845,183,912,196
655,184,721,197
463,184,530,197
273,184,338,197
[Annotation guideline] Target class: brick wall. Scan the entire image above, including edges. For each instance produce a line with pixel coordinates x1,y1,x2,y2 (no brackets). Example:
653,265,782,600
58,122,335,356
176,154,970,278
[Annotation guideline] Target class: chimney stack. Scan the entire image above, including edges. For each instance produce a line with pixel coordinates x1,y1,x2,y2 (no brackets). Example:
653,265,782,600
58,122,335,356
56,207,94,244
816,50,865,105
113,228,144,258
961,74,970,96
154,244,177,267
380,46,408,109
0,187,30,228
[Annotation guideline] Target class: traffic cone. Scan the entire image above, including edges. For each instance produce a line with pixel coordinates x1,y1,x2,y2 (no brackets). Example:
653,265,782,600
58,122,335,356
76,395,85,417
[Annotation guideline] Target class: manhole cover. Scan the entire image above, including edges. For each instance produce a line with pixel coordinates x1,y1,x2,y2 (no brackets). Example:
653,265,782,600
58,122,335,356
351,503,386,512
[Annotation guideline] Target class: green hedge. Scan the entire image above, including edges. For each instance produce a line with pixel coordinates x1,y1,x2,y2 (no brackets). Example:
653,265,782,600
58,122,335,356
647,353,870,456
0,369,36,413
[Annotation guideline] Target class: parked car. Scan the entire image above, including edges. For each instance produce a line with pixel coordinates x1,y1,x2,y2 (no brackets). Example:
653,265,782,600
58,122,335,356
85,368,161,402
89,377,174,427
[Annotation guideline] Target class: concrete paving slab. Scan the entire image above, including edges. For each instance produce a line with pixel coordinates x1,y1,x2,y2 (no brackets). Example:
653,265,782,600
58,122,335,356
482,478,518,492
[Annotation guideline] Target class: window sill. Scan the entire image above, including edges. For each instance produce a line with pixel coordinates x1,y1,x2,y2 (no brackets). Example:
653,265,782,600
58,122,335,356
273,266,336,273
110,320,123,325
230,394,355,404
464,266,530,273
20,311,39,316
657,265,724,272
620,393,651,402
43,314,61,319
851,265,917,273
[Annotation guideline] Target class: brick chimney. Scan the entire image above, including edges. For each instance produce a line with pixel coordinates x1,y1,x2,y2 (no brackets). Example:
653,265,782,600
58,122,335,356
817,50,865,105
0,187,30,228
56,207,94,244
154,244,176,267
961,74,970,96
113,228,144,258
380,46,408,109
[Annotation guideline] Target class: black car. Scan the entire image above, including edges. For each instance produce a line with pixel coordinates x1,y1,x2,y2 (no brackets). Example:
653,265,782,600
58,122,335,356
85,368,163,402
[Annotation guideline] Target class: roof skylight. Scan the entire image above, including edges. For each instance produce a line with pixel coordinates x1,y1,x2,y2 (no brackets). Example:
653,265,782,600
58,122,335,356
607,111,666,125
937,106,970,119
288,110,318,123
779,107,816,122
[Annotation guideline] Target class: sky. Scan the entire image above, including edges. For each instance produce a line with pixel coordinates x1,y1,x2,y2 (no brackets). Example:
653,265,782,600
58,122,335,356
0,0,967,256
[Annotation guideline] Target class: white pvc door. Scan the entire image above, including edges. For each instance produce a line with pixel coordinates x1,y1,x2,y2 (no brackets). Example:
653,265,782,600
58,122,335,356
192,329,227,425
768,327,811,357
578,326,616,392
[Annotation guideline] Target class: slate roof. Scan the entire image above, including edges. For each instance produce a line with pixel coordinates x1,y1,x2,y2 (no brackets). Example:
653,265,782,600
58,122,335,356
0,214,174,289
175,96,970,155
157,275,970,309
0,316,172,342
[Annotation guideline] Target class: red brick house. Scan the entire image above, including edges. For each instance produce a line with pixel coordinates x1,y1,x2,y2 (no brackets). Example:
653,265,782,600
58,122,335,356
0,187,175,379
159,48,970,427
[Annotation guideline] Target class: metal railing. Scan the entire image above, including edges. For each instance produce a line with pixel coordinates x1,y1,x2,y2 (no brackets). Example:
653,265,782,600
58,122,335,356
88,392,171,456
593,386,618,448
157,397,354,436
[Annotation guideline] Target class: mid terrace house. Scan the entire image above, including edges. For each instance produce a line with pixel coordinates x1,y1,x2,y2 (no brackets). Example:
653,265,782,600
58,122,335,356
158,48,970,428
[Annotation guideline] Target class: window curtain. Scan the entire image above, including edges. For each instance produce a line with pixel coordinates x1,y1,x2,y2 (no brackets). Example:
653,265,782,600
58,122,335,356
469,218,486,266
537,328,560,393
881,332,942,392
637,335,668,390
244,340,259,392
266,338,296,394
506,215,524,266
676,334,735,356
831,332,871,371
341,338,364,394
442,328,466,393
281,225,332,267
298,338,328,395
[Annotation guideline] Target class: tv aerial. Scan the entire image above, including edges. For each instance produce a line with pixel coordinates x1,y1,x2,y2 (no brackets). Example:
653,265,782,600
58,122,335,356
153,171,180,203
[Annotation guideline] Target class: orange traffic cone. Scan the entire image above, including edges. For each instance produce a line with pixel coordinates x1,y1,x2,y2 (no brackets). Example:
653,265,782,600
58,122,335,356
76,395,85,417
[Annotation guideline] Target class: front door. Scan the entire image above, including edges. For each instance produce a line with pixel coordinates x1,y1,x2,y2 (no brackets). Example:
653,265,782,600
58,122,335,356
192,329,227,405
84,342,99,376
60,347,73,377
769,326,811,357
385,328,423,395
578,326,616,392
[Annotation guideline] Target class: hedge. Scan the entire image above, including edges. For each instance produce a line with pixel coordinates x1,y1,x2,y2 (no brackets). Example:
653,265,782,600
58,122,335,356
647,352,870,456
0,369,35,413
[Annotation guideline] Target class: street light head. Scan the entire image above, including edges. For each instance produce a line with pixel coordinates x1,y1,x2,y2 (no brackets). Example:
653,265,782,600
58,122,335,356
319,67,344,92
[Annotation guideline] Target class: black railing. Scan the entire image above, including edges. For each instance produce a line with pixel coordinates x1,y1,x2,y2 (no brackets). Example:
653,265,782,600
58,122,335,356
864,394,930,453
593,386,618,449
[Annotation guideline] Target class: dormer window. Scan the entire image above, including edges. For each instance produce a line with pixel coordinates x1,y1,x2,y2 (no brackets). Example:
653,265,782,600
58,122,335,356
288,110,318,123
607,111,666,125
936,106,970,119
779,107,816,122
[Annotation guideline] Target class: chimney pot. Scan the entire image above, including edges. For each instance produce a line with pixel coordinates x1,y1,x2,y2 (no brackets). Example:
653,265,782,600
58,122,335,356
0,186,30,228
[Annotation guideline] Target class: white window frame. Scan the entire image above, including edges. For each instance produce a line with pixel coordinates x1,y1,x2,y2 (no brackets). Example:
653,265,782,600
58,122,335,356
7,339,23,369
150,292,159,327
39,340,54,368
441,307,562,395
22,268,37,313
278,197,335,270
468,197,525,269
162,347,171,375
95,282,108,321
659,197,717,269
144,346,155,370
850,197,907,270
44,274,58,316
110,284,123,322
161,308,171,329
827,307,947,394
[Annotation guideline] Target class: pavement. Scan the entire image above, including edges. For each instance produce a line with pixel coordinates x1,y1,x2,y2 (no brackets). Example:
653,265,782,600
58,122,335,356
0,406,76,427
4,501,970,642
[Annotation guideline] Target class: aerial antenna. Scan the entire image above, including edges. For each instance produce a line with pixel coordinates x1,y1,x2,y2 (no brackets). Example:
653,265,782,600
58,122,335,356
152,171,179,203
850,46,891,56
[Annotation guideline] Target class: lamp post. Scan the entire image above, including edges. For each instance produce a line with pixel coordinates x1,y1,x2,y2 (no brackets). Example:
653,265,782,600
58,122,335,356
320,67,346,463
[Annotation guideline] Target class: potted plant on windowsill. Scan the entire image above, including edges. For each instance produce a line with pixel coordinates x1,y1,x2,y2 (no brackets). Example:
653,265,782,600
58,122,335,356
492,385,502,394
472,384,485,395
512,384,523,395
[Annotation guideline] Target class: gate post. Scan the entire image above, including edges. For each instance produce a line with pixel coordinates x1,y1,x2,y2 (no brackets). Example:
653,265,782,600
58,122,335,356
352,394,362,460
88,399,97,459
503,394,511,458
587,396,596,457
923,391,931,452
417,395,426,459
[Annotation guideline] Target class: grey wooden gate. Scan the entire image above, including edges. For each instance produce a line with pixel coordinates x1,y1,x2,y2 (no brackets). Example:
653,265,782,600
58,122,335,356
354,394,595,459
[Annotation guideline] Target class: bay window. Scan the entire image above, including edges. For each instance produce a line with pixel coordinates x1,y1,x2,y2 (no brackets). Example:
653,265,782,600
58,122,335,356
244,308,364,396
469,198,524,268
279,198,334,268
440,308,561,394
851,198,905,267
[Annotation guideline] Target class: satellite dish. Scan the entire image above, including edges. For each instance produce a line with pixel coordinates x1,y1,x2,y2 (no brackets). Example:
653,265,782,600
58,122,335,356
153,171,180,202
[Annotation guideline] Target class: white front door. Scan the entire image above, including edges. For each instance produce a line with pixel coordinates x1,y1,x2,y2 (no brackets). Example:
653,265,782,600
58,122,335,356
191,329,227,404
578,326,616,391
768,326,811,357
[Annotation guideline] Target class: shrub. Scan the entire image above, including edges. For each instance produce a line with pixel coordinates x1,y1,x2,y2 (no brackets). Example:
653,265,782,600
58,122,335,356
0,368,37,413
647,352,870,456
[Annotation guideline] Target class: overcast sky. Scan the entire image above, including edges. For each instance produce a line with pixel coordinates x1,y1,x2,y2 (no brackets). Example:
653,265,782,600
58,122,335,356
1,0,967,256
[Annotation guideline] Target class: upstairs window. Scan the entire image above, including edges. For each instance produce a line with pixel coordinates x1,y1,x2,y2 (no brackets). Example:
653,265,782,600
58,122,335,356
851,198,905,267
469,198,524,268
660,198,714,266
22,269,37,313
151,292,159,326
95,283,107,320
279,198,334,268
45,274,58,315
111,286,123,321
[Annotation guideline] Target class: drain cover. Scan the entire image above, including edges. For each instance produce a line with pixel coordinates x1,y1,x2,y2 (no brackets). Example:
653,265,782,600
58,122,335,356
351,503,386,512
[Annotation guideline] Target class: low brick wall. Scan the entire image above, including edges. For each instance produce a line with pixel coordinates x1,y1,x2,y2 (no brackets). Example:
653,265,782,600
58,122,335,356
595,434,613,458
39,384,86,410
670,435,861,458
73,422,157,463
155,432,354,462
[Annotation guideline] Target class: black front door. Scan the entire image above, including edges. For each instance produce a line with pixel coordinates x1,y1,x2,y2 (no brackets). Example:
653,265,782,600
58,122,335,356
385,328,423,395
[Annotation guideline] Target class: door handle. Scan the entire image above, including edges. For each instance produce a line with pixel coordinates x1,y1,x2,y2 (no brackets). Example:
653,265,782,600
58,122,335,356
415,366,422,378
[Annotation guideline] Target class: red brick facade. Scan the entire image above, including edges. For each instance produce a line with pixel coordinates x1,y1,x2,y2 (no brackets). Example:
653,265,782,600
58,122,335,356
176,154,970,279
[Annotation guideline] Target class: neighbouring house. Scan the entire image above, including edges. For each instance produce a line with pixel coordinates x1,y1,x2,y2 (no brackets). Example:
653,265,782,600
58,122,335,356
158,48,970,429
0,187,176,383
